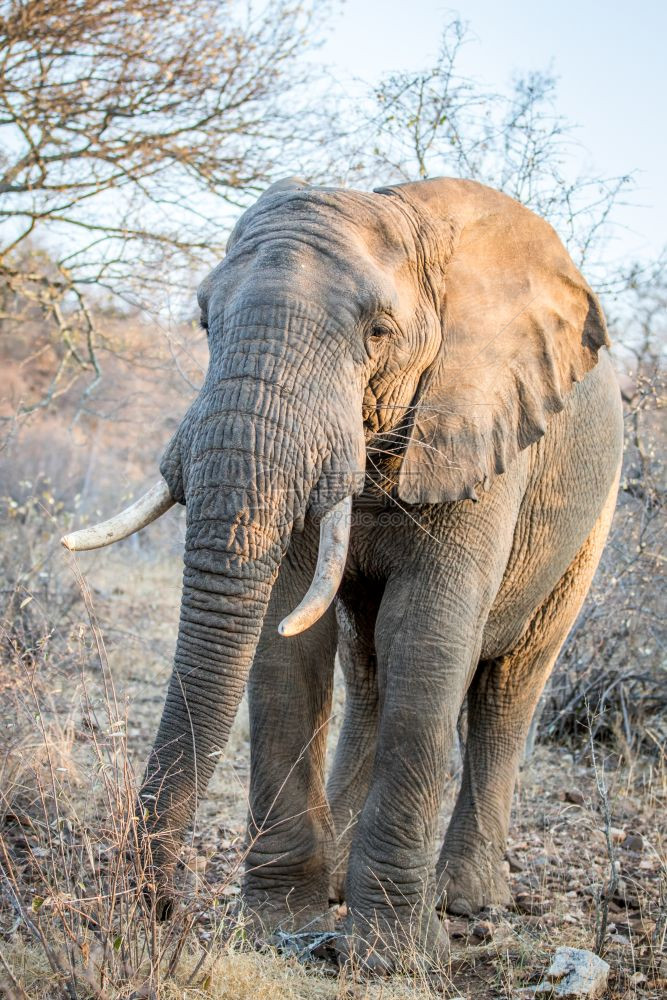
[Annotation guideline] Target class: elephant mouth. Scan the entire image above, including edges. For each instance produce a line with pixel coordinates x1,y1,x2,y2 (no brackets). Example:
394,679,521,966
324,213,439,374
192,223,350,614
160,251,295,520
61,483,353,636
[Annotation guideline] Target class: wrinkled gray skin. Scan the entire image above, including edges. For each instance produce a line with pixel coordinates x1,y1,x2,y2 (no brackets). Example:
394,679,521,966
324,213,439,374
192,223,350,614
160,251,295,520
143,177,623,970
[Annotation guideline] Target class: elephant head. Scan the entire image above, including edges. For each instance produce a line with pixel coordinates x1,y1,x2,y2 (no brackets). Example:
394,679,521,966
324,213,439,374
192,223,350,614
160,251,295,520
62,176,608,891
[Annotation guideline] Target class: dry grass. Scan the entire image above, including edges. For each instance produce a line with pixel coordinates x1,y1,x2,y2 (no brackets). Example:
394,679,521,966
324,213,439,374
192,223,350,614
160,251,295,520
1,540,665,999
1,336,665,997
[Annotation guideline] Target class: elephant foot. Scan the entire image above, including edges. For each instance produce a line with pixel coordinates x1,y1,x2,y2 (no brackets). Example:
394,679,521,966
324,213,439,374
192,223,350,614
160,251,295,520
138,840,181,922
436,853,511,916
336,907,449,976
241,891,334,946
152,889,176,921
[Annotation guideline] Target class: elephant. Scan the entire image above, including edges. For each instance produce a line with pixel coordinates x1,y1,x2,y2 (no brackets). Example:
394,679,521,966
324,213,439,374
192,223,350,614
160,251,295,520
62,176,624,971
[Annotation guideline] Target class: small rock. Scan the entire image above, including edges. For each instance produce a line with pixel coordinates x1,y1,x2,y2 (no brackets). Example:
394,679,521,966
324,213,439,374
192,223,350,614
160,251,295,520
534,947,610,998
623,832,644,852
506,850,525,872
532,854,550,869
515,892,549,915
629,971,646,985
517,873,541,889
564,788,586,806
471,919,494,941
609,826,626,844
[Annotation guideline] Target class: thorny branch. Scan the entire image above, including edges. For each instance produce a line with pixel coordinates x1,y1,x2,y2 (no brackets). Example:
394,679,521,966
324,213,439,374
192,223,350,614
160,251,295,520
354,19,633,275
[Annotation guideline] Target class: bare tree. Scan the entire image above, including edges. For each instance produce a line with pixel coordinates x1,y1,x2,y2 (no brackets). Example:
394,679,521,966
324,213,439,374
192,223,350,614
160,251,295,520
0,0,330,418
347,19,631,275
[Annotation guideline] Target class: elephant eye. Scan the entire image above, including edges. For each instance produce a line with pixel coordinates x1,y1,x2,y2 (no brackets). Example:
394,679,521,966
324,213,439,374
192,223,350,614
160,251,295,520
199,313,209,335
368,319,394,341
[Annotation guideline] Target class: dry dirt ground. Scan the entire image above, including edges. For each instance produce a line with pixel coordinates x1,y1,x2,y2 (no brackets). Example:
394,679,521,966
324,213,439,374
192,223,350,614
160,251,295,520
1,550,665,999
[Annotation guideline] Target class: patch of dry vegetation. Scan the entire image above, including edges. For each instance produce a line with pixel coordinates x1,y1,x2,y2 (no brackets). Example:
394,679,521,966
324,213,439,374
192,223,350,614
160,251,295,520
0,322,665,998
1,610,666,1000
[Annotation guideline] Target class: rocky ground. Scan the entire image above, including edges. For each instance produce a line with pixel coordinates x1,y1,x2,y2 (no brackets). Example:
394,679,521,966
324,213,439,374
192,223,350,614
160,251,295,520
1,551,665,999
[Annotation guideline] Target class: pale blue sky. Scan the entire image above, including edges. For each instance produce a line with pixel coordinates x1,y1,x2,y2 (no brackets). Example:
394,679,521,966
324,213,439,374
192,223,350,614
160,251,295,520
320,0,666,263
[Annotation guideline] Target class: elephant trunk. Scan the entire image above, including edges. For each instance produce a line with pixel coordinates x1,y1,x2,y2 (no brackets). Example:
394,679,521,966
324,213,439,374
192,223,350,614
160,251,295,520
139,453,289,887
140,532,279,884
138,314,364,891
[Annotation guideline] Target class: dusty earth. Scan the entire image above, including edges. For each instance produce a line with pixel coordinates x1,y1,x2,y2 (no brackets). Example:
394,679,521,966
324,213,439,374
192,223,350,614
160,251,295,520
1,548,666,999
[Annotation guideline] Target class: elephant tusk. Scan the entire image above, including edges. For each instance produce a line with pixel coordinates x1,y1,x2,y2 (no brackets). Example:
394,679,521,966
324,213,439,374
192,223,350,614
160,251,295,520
61,479,175,552
278,496,352,638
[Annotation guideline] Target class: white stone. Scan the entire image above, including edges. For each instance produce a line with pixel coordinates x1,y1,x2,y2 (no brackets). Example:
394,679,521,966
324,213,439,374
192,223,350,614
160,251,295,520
533,947,610,999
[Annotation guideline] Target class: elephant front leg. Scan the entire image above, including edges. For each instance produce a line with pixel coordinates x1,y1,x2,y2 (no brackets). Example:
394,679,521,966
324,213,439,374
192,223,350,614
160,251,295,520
243,541,337,938
326,580,382,903
341,574,475,972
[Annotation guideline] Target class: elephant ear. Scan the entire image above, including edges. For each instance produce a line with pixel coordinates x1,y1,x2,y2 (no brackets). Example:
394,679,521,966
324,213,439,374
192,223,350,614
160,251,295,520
376,178,610,504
